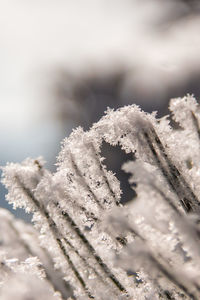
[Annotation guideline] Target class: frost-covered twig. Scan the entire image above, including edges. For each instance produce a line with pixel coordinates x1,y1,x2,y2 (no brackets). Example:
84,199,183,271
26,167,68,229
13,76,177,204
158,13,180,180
2,95,200,299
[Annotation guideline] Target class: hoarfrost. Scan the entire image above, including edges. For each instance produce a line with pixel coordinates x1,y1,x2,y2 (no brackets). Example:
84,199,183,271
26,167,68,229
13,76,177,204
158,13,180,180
1,95,200,299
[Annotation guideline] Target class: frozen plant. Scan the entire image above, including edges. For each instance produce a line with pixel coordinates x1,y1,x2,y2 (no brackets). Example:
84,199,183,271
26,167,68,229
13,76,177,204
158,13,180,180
1,95,200,299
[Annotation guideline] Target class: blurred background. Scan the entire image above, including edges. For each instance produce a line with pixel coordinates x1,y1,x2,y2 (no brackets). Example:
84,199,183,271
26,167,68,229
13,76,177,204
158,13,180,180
1,0,200,220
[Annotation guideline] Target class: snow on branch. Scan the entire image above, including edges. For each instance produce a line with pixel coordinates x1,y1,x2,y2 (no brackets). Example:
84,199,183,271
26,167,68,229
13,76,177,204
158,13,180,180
1,95,200,299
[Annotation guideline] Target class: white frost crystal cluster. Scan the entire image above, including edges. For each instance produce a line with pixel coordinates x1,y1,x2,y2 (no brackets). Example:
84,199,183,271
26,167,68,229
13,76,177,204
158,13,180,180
1,95,200,299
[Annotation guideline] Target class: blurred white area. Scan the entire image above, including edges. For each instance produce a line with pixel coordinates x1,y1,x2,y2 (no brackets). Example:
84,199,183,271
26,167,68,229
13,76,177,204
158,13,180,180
0,0,200,163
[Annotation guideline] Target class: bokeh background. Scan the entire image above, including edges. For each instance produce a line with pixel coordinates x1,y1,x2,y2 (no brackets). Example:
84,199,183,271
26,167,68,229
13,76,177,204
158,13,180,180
1,0,200,220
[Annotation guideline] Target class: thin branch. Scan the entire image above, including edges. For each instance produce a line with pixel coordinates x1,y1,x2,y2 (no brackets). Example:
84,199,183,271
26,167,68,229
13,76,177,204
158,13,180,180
14,175,94,299
90,143,120,206
70,153,104,209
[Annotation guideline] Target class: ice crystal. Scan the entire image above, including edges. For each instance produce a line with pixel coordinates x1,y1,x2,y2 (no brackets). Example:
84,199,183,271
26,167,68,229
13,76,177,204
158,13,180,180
1,95,200,299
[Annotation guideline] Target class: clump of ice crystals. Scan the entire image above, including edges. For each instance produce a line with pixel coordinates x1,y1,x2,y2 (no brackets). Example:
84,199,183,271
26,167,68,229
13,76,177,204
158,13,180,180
2,95,200,300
